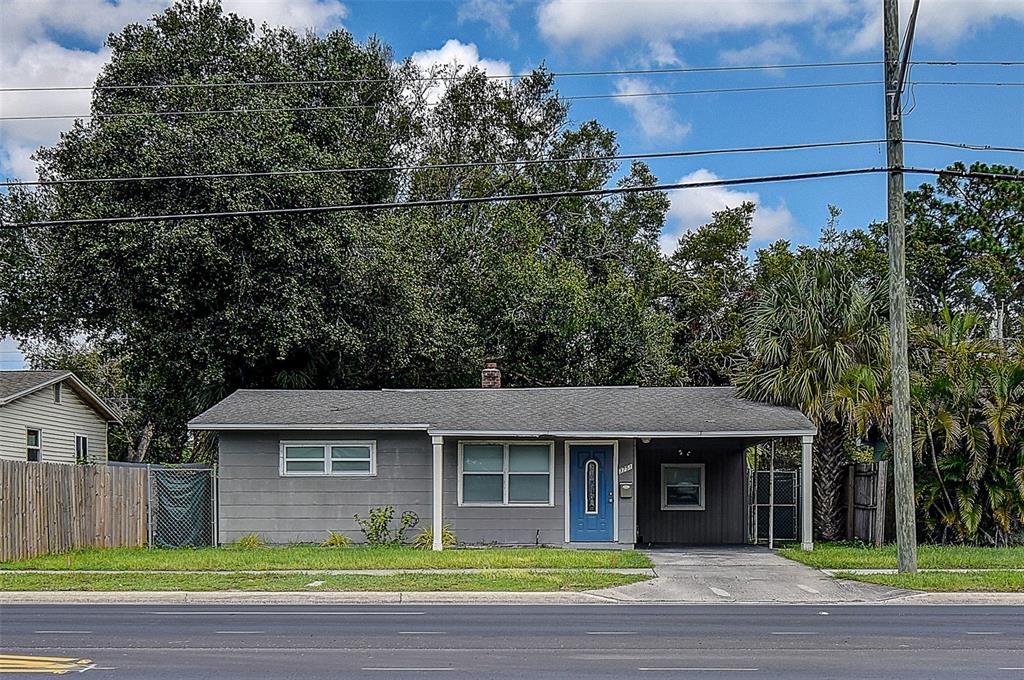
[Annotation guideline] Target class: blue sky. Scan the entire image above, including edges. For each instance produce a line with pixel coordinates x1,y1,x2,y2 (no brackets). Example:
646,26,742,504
1,0,1022,368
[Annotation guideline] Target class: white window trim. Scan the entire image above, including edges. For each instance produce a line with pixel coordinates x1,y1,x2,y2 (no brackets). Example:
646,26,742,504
661,463,705,511
584,459,599,515
27,427,42,462
279,440,377,477
53,383,62,404
457,440,555,507
75,434,89,464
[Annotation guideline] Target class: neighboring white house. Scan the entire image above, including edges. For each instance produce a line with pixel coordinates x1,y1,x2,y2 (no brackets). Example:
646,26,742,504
0,370,122,464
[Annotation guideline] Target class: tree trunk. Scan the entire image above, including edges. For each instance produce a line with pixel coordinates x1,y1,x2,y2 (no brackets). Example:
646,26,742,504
813,419,847,541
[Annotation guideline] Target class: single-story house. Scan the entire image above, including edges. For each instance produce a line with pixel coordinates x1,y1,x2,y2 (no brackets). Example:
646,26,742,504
0,370,122,464
188,364,816,550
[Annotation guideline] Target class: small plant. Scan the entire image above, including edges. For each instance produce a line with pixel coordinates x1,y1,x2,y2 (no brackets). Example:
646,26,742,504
320,531,353,548
353,505,419,546
233,532,266,549
412,524,457,549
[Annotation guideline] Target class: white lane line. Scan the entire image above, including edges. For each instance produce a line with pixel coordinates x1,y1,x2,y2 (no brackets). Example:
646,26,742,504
639,668,758,672
398,631,446,635
999,668,1024,671
586,631,638,636
215,631,265,634
967,631,1003,635
363,668,453,672
34,630,92,634
709,586,732,598
771,631,818,636
796,584,821,594
148,610,423,614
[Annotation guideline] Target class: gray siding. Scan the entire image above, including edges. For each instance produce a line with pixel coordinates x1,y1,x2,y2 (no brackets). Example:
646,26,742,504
0,380,108,464
217,431,636,547
635,438,748,545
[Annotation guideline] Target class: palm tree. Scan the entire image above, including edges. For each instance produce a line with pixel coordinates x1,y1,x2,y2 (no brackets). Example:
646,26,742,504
735,254,888,540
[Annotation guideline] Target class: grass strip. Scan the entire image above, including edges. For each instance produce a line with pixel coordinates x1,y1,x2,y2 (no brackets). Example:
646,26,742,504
835,570,1024,593
779,544,1024,570
0,546,651,571
0,570,647,592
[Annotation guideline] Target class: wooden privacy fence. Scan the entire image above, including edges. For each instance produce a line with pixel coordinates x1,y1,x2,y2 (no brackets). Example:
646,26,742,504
0,459,148,562
846,461,893,546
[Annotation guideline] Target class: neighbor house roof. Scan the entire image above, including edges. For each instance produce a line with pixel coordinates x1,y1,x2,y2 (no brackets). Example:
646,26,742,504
188,386,815,438
0,370,122,422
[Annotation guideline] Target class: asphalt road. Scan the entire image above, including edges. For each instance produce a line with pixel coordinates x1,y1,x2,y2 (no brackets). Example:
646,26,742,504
1,604,1022,679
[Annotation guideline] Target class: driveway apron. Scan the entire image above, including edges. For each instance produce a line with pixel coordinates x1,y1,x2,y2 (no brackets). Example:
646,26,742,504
600,545,908,603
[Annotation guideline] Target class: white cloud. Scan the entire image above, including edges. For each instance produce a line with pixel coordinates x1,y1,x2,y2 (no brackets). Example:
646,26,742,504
720,37,799,65
458,0,518,42
613,77,691,142
410,39,512,104
0,0,348,181
661,169,796,253
536,0,1024,55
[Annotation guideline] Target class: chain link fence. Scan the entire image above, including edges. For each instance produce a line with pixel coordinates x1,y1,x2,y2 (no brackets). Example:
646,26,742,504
748,469,800,545
147,466,216,548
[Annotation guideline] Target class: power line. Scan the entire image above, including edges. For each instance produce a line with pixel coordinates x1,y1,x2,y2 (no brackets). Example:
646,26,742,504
1,139,887,187
1,59,1020,93
3,138,1019,189
2,80,1018,122
6,166,1021,229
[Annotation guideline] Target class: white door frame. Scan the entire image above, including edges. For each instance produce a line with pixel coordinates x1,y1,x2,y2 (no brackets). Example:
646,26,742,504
563,440,619,544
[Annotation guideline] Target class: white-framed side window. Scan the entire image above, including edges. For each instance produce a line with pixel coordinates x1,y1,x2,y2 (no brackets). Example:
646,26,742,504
458,441,554,506
279,441,377,477
661,463,705,511
53,383,62,404
27,428,41,462
75,435,89,464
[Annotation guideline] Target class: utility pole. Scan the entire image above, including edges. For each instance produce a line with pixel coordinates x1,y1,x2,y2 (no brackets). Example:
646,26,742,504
884,0,919,574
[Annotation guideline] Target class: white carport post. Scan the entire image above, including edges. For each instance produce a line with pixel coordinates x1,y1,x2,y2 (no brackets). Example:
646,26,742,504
431,435,444,551
800,434,814,551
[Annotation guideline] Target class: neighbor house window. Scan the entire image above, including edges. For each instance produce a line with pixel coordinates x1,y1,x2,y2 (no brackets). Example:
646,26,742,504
661,463,705,510
459,442,553,506
27,429,41,462
53,383,62,404
75,435,89,464
279,441,376,477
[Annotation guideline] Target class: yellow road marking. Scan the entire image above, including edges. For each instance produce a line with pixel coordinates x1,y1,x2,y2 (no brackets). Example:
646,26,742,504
0,653,95,674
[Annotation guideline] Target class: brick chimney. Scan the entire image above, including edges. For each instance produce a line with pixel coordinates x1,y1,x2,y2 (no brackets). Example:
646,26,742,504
481,360,501,389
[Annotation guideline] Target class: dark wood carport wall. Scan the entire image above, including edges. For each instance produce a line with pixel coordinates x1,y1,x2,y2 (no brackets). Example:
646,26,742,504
634,437,751,545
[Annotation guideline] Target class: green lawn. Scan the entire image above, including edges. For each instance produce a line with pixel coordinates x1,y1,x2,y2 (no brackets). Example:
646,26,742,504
779,543,1024,570
0,546,651,571
835,570,1024,593
0,570,647,592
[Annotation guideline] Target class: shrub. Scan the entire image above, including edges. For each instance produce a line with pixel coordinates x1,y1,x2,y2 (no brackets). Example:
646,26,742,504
353,505,419,546
321,531,353,548
233,532,266,549
412,524,457,549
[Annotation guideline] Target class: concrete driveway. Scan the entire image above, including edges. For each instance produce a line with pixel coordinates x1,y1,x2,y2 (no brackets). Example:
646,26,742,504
601,545,908,603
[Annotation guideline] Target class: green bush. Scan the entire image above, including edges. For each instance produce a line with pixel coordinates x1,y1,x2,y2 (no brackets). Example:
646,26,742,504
233,533,266,549
320,531,353,548
353,506,419,546
412,524,457,549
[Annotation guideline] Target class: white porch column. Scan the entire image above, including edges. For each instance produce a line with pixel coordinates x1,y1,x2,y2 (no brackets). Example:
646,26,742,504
801,434,814,551
431,435,444,551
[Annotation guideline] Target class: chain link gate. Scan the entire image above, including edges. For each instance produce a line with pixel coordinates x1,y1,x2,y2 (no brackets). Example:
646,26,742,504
148,466,217,548
748,469,800,546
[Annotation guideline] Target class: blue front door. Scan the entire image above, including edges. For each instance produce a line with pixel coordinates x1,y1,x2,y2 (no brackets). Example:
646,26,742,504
569,444,614,542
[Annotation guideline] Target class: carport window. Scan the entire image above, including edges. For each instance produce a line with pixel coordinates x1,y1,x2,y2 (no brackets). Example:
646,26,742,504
279,441,376,477
459,441,554,506
661,463,705,511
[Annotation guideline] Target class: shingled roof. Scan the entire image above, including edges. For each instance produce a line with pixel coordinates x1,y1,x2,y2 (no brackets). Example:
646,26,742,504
188,386,815,438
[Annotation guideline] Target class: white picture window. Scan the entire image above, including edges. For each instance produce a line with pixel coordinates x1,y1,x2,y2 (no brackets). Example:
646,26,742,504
661,463,705,511
459,442,554,506
27,429,41,462
75,435,89,464
279,441,376,477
